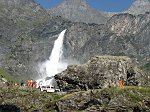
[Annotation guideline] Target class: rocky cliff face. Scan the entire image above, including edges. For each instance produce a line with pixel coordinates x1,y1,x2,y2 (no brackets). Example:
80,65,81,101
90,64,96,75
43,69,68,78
0,0,73,79
126,0,150,15
63,13,150,68
55,56,143,91
0,0,150,80
47,0,107,24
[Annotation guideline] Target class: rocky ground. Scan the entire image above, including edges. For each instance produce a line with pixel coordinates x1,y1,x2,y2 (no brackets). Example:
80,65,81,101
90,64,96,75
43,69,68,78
52,86,150,112
0,84,150,112
1,56,150,112
0,83,65,112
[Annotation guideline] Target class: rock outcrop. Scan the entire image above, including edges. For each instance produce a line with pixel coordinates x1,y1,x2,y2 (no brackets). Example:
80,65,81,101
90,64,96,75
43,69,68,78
55,56,143,91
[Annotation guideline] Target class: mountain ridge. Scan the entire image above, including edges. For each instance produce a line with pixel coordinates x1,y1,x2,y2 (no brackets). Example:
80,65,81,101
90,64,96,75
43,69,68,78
126,0,150,14
47,0,108,24
0,0,150,80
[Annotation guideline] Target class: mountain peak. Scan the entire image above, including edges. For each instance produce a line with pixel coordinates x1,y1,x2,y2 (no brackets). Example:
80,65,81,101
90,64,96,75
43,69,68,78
127,0,150,14
62,0,88,9
48,0,107,24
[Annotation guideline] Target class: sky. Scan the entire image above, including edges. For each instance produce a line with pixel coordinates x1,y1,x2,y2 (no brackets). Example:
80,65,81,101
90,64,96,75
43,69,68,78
35,0,135,12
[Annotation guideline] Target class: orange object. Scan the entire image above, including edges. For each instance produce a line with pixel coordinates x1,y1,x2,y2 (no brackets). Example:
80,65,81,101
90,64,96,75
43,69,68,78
119,80,123,87
30,80,33,87
28,80,33,87
28,80,30,86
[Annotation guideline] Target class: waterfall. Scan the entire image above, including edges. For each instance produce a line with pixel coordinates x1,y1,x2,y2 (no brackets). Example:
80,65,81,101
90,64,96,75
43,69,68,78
37,29,67,86
45,29,67,77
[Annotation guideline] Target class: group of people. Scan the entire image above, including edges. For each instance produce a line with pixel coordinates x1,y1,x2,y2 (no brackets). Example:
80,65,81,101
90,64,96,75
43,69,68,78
19,79,37,88
27,79,37,88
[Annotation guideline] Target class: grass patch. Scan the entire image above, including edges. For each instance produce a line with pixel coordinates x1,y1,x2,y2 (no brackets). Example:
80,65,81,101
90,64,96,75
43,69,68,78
141,61,150,73
0,68,17,83
129,94,142,103
49,93,66,102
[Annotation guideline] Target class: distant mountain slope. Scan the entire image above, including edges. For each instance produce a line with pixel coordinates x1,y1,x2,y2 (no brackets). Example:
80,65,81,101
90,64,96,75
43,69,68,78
63,13,150,68
0,0,72,79
126,0,150,14
47,0,107,24
0,0,150,80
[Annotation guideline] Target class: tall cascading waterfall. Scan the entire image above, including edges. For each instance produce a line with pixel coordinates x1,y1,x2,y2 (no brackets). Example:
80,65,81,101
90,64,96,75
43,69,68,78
38,29,67,86
45,29,67,77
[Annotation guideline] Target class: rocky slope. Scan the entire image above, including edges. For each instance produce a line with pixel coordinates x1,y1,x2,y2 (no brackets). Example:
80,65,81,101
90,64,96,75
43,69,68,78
1,83,150,112
126,0,150,15
47,0,150,24
63,13,150,69
52,87,150,112
55,56,145,91
0,56,150,112
0,0,150,80
47,0,108,24
0,0,73,79
0,83,65,112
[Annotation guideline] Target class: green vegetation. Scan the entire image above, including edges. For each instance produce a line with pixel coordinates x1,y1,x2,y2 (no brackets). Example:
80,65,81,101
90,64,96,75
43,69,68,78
0,68,17,83
1,85,150,111
0,86,65,111
105,86,150,103
141,62,150,72
141,62,150,78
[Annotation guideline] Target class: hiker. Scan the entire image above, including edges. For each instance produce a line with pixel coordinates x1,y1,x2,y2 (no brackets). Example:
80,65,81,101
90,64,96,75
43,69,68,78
30,79,33,87
20,80,24,86
119,77,123,88
28,79,33,87
119,79,123,87
32,81,37,88
28,80,30,86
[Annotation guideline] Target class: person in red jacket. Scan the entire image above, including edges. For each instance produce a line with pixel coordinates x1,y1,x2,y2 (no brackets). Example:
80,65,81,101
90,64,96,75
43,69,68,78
28,80,31,86
119,79,123,87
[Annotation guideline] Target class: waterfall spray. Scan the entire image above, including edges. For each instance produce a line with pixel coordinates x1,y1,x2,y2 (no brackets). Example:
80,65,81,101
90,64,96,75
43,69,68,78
45,29,67,77
37,29,67,86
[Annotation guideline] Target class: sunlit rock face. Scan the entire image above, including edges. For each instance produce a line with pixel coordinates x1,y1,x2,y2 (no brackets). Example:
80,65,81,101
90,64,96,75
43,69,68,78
0,0,72,80
63,13,150,67
126,0,150,14
48,0,107,24
0,0,150,81
55,56,143,91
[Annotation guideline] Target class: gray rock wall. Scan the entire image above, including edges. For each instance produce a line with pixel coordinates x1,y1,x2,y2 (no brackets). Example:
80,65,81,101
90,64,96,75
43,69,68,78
55,56,143,91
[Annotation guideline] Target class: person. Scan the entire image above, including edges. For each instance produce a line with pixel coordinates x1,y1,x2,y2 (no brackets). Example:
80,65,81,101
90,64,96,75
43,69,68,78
28,80,30,86
32,81,37,88
20,80,24,86
30,79,33,87
119,80,123,87
119,77,123,88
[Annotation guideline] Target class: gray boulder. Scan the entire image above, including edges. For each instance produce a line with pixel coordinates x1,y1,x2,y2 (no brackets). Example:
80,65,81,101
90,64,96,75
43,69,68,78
55,56,143,91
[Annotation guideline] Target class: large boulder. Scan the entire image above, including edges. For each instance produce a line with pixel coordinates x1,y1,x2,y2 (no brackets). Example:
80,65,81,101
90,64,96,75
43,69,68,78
55,56,143,91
